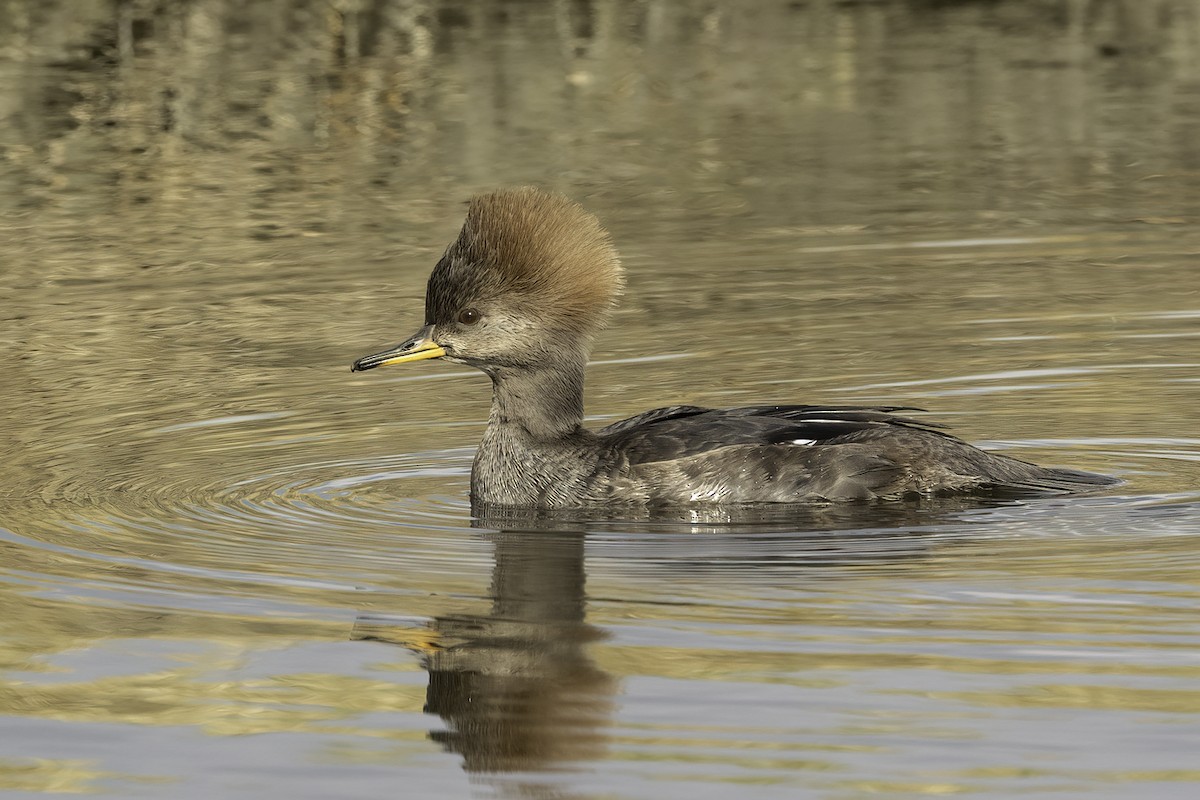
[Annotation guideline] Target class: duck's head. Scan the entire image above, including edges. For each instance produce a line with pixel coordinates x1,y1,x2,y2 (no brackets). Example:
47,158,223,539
352,187,623,376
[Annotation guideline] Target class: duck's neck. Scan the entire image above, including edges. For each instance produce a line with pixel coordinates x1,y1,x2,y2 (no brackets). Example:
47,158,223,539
472,351,601,508
485,359,587,442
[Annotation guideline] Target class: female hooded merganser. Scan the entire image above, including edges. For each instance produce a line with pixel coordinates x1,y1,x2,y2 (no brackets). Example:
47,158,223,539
352,187,1117,509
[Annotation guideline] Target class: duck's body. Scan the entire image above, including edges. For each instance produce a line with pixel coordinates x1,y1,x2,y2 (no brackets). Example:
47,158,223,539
472,402,1113,508
353,188,1116,509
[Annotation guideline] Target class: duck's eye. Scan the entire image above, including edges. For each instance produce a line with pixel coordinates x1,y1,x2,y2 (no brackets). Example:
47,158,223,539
458,308,481,325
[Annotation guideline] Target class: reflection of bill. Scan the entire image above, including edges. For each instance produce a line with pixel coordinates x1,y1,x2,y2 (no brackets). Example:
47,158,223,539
353,527,614,774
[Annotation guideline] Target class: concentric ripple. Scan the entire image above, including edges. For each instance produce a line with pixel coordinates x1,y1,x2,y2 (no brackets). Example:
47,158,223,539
0,440,492,616
3,386,1200,622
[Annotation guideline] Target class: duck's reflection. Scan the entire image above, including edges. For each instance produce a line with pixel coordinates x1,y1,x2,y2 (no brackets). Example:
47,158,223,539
356,525,613,774
353,495,1033,778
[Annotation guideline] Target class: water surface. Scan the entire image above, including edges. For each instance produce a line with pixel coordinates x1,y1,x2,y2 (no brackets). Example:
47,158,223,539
2,1,1199,798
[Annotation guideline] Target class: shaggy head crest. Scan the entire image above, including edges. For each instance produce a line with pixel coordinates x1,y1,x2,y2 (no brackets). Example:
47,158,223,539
425,187,623,335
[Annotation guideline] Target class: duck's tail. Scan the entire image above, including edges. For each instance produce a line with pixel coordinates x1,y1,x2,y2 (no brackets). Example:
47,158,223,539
1001,464,1122,494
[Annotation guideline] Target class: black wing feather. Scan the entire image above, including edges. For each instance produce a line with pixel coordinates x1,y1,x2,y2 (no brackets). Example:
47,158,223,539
598,404,952,466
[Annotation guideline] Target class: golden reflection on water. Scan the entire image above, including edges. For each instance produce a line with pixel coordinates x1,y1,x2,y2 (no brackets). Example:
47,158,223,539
0,757,169,793
1,0,1200,797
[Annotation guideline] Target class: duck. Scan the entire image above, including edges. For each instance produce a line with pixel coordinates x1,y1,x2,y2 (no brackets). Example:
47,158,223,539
351,187,1117,509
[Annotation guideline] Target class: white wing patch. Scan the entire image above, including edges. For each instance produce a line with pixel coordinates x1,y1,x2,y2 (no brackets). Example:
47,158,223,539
688,486,726,502
789,438,817,446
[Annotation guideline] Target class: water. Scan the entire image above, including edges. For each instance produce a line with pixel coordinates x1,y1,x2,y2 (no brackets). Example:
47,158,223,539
2,1,1199,797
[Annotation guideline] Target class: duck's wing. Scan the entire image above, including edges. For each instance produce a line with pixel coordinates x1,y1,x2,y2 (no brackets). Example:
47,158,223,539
597,404,950,466
598,404,1118,499
595,405,712,435
624,430,1118,503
